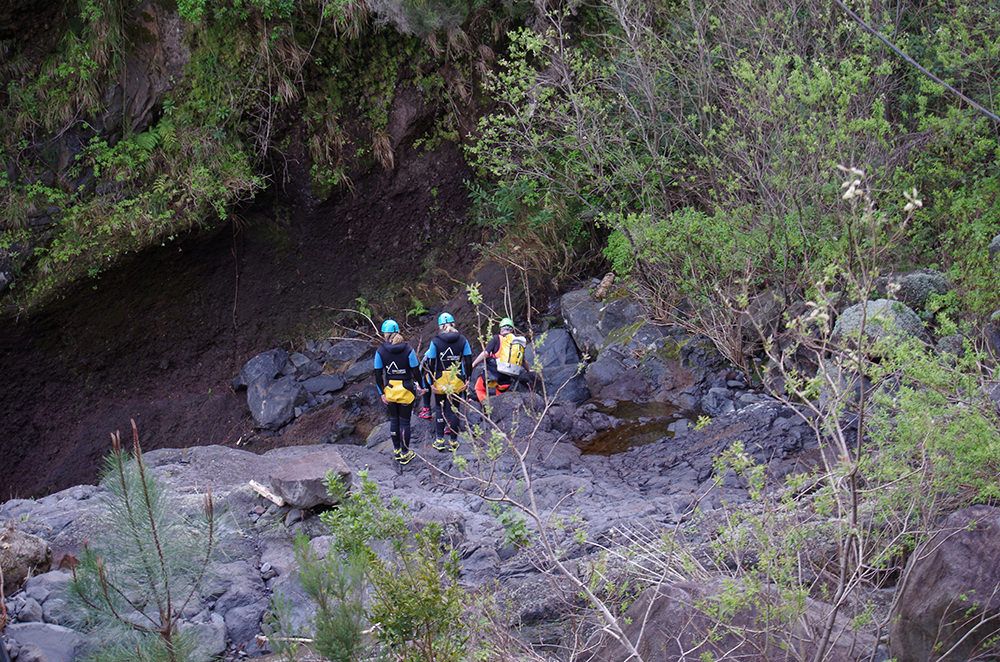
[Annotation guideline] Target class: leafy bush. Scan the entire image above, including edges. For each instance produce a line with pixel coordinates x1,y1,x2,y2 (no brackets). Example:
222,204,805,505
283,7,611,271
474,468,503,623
471,0,1000,355
270,472,475,661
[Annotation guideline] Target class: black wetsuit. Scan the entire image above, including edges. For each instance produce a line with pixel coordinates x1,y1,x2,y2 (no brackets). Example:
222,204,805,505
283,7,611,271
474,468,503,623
423,332,473,441
373,342,421,453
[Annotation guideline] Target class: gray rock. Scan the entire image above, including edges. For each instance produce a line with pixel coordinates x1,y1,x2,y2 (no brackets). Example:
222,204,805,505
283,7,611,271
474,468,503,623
17,598,43,623
875,269,951,311
832,299,928,348
0,529,51,592
890,505,1000,661
224,599,268,646
936,333,964,356
325,339,372,364
289,352,323,380
233,349,288,389
41,597,73,626
247,376,306,430
701,387,735,417
542,364,590,404
178,613,227,662
344,359,373,383
2,624,81,662
534,329,581,368
989,234,1000,259
269,448,352,508
24,571,70,605
302,374,346,395
561,289,605,357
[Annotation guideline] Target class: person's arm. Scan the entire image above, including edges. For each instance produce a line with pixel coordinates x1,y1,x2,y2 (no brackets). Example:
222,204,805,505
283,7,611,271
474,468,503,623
421,343,437,381
407,349,422,393
373,352,386,400
462,339,474,378
473,336,498,367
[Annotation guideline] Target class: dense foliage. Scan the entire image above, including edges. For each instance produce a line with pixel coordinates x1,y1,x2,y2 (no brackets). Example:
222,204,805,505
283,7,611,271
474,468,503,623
470,0,999,340
0,0,515,308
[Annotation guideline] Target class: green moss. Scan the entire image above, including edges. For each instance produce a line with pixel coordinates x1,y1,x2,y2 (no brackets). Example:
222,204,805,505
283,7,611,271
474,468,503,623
604,320,642,347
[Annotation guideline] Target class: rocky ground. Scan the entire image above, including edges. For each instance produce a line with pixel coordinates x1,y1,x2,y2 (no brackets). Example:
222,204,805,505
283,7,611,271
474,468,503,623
2,283,997,661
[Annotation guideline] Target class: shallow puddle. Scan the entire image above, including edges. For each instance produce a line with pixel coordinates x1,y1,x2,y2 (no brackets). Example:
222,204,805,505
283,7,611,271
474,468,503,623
579,400,686,455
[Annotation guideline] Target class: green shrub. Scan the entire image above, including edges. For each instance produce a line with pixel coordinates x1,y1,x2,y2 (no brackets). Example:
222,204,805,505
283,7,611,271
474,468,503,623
68,422,216,662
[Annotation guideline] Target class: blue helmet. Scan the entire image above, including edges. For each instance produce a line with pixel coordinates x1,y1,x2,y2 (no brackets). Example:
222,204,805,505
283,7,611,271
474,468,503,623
380,319,400,334
437,312,455,326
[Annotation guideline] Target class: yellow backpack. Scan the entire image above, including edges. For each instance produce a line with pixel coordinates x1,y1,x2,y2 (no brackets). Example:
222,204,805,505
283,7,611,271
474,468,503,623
432,363,466,395
383,379,415,404
495,334,527,376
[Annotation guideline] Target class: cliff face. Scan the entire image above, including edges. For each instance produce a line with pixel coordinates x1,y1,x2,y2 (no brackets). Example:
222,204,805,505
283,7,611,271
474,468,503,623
0,0,493,497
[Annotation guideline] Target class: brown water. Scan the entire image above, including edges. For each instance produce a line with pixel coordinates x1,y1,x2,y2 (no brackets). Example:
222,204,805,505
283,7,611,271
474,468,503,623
578,400,685,455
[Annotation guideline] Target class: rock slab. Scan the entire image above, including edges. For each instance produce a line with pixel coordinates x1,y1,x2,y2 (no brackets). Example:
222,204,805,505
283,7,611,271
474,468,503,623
269,448,352,508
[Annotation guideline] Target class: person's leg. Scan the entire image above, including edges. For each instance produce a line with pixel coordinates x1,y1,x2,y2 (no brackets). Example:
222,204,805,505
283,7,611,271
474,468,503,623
418,381,432,419
475,374,487,402
434,395,447,439
398,402,413,452
387,403,402,455
443,395,459,440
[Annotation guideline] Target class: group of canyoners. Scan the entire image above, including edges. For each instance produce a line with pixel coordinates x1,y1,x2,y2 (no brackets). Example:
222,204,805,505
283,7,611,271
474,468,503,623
373,313,534,465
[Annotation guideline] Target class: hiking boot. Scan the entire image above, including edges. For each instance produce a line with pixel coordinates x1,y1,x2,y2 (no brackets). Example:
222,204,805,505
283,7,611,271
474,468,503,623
418,406,432,420
448,438,460,452
398,449,416,465
432,438,450,452
392,448,403,461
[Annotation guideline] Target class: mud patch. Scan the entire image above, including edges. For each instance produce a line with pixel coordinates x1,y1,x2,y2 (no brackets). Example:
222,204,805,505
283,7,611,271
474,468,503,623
0,140,478,499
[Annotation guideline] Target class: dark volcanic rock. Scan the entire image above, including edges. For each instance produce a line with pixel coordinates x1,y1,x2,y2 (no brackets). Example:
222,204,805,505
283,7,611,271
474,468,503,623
233,349,289,390
302,374,346,395
247,376,306,430
534,328,589,403
874,269,951,312
890,505,1000,661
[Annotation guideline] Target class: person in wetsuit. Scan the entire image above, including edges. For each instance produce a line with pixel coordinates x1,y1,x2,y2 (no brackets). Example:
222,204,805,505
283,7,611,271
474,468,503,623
471,317,533,401
373,319,423,465
422,312,473,452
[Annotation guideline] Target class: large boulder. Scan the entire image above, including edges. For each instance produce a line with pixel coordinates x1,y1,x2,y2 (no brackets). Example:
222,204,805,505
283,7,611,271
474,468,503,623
247,376,306,430
584,580,876,662
0,529,51,591
989,234,1000,260
875,269,951,312
269,448,352,508
560,288,643,357
233,349,289,390
890,505,1000,661
832,299,928,347
533,329,589,403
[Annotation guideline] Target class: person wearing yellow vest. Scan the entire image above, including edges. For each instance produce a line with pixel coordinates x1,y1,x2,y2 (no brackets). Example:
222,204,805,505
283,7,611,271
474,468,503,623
422,312,473,452
471,317,531,401
373,319,423,465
